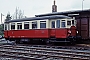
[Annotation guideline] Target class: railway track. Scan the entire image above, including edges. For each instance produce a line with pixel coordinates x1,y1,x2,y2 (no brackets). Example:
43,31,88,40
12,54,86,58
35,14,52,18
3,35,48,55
0,44,90,60
17,44,90,50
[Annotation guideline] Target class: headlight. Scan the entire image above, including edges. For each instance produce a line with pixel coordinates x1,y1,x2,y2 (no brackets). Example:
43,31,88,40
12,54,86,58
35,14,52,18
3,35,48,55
68,30,71,33
77,31,78,33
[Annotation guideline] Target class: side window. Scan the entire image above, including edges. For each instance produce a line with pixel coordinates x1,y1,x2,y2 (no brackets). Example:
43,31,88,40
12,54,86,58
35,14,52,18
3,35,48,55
8,24,10,30
11,23,15,30
32,22,37,29
51,21,55,28
56,20,60,28
72,20,74,25
40,21,46,28
67,21,71,25
24,22,29,29
5,24,7,30
61,20,66,28
17,23,22,29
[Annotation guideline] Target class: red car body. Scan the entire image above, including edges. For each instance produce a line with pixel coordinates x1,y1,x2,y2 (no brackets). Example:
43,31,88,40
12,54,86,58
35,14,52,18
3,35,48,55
4,15,77,44
4,26,76,40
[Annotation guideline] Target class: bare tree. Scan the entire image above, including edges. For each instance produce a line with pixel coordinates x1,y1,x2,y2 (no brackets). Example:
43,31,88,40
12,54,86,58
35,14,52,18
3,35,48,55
12,7,26,19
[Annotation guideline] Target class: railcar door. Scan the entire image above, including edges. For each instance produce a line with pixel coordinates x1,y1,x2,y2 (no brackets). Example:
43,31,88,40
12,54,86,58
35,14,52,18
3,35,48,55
4,24,9,38
70,26,76,36
50,21,56,37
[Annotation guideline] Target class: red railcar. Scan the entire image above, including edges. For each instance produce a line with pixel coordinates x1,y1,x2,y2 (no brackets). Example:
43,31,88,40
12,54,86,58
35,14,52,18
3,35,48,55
4,15,77,44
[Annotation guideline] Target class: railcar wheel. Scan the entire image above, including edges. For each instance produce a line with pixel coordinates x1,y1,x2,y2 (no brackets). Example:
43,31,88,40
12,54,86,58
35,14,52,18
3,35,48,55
70,39,76,45
46,40,50,44
46,40,53,45
46,40,51,45
16,40,20,44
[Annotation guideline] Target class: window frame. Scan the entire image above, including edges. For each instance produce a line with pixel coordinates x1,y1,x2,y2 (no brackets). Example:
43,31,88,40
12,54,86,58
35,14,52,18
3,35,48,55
24,22,29,29
56,20,60,28
51,21,55,28
40,21,46,29
32,21,37,29
67,20,71,26
4,24,8,30
61,20,66,28
8,23,10,30
11,23,15,30
17,23,22,30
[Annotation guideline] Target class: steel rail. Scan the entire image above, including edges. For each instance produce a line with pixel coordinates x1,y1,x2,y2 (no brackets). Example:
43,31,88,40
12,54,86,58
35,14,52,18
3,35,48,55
0,45,90,60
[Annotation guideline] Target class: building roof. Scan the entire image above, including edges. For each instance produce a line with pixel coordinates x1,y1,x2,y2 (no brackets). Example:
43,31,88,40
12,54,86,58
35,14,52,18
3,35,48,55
5,15,71,23
35,9,90,17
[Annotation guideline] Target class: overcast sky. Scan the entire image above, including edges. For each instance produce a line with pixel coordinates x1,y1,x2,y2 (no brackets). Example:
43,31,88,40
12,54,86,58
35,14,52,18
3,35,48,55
0,0,90,23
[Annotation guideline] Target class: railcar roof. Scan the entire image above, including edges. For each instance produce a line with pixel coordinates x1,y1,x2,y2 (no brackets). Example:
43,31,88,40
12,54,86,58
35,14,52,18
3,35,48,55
35,9,90,17
5,15,71,23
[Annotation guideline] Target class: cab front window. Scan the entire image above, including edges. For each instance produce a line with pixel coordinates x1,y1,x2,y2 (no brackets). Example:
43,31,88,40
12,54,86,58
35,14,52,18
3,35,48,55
67,21,71,25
